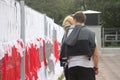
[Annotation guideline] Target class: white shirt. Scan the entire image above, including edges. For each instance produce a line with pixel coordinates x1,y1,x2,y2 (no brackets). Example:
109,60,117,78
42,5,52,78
68,56,94,68
67,26,96,68
67,26,74,37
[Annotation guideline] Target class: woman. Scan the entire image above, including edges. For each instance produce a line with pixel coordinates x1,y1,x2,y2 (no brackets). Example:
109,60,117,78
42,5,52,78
60,15,74,80
62,15,74,31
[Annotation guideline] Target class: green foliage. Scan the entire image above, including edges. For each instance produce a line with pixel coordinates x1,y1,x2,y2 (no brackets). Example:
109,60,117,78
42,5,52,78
101,1,120,28
58,73,64,80
25,0,72,24
25,0,120,28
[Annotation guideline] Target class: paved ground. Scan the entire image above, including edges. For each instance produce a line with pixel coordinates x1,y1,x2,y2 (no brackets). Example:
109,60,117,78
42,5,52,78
96,54,120,80
62,53,120,80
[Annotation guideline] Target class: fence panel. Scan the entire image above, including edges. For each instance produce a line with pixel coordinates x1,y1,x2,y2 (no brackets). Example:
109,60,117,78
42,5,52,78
102,28,120,47
0,1,64,80
0,1,21,42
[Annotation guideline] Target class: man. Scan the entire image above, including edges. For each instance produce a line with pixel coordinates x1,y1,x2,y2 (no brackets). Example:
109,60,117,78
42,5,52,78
61,11,99,80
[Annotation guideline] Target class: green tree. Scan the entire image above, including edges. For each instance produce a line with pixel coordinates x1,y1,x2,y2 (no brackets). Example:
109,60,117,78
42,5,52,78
25,0,120,28
25,0,72,24
101,2,120,28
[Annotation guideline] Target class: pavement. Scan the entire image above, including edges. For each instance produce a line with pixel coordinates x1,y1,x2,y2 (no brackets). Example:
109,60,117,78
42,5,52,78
62,53,120,80
96,54,120,80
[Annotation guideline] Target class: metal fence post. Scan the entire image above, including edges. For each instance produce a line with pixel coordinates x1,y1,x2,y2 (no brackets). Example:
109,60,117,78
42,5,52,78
20,0,25,80
102,27,104,48
44,14,47,36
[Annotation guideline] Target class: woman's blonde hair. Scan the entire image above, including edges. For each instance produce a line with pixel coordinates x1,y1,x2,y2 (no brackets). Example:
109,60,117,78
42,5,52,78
62,15,74,27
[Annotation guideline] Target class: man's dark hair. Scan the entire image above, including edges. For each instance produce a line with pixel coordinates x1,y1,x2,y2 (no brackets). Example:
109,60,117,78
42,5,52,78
73,11,86,23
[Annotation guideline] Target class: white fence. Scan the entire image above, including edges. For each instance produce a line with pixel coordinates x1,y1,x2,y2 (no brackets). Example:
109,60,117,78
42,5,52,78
102,28,120,47
0,0,21,42
0,0,64,80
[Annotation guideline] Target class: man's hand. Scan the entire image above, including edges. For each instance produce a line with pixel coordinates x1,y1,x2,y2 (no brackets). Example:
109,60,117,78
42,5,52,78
94,67,99,75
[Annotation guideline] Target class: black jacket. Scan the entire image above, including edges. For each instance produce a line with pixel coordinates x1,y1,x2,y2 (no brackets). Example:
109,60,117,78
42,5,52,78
60,25,96,63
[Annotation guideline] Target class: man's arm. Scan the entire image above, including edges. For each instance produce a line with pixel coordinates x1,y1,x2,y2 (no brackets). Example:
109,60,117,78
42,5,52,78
93,44,99,74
